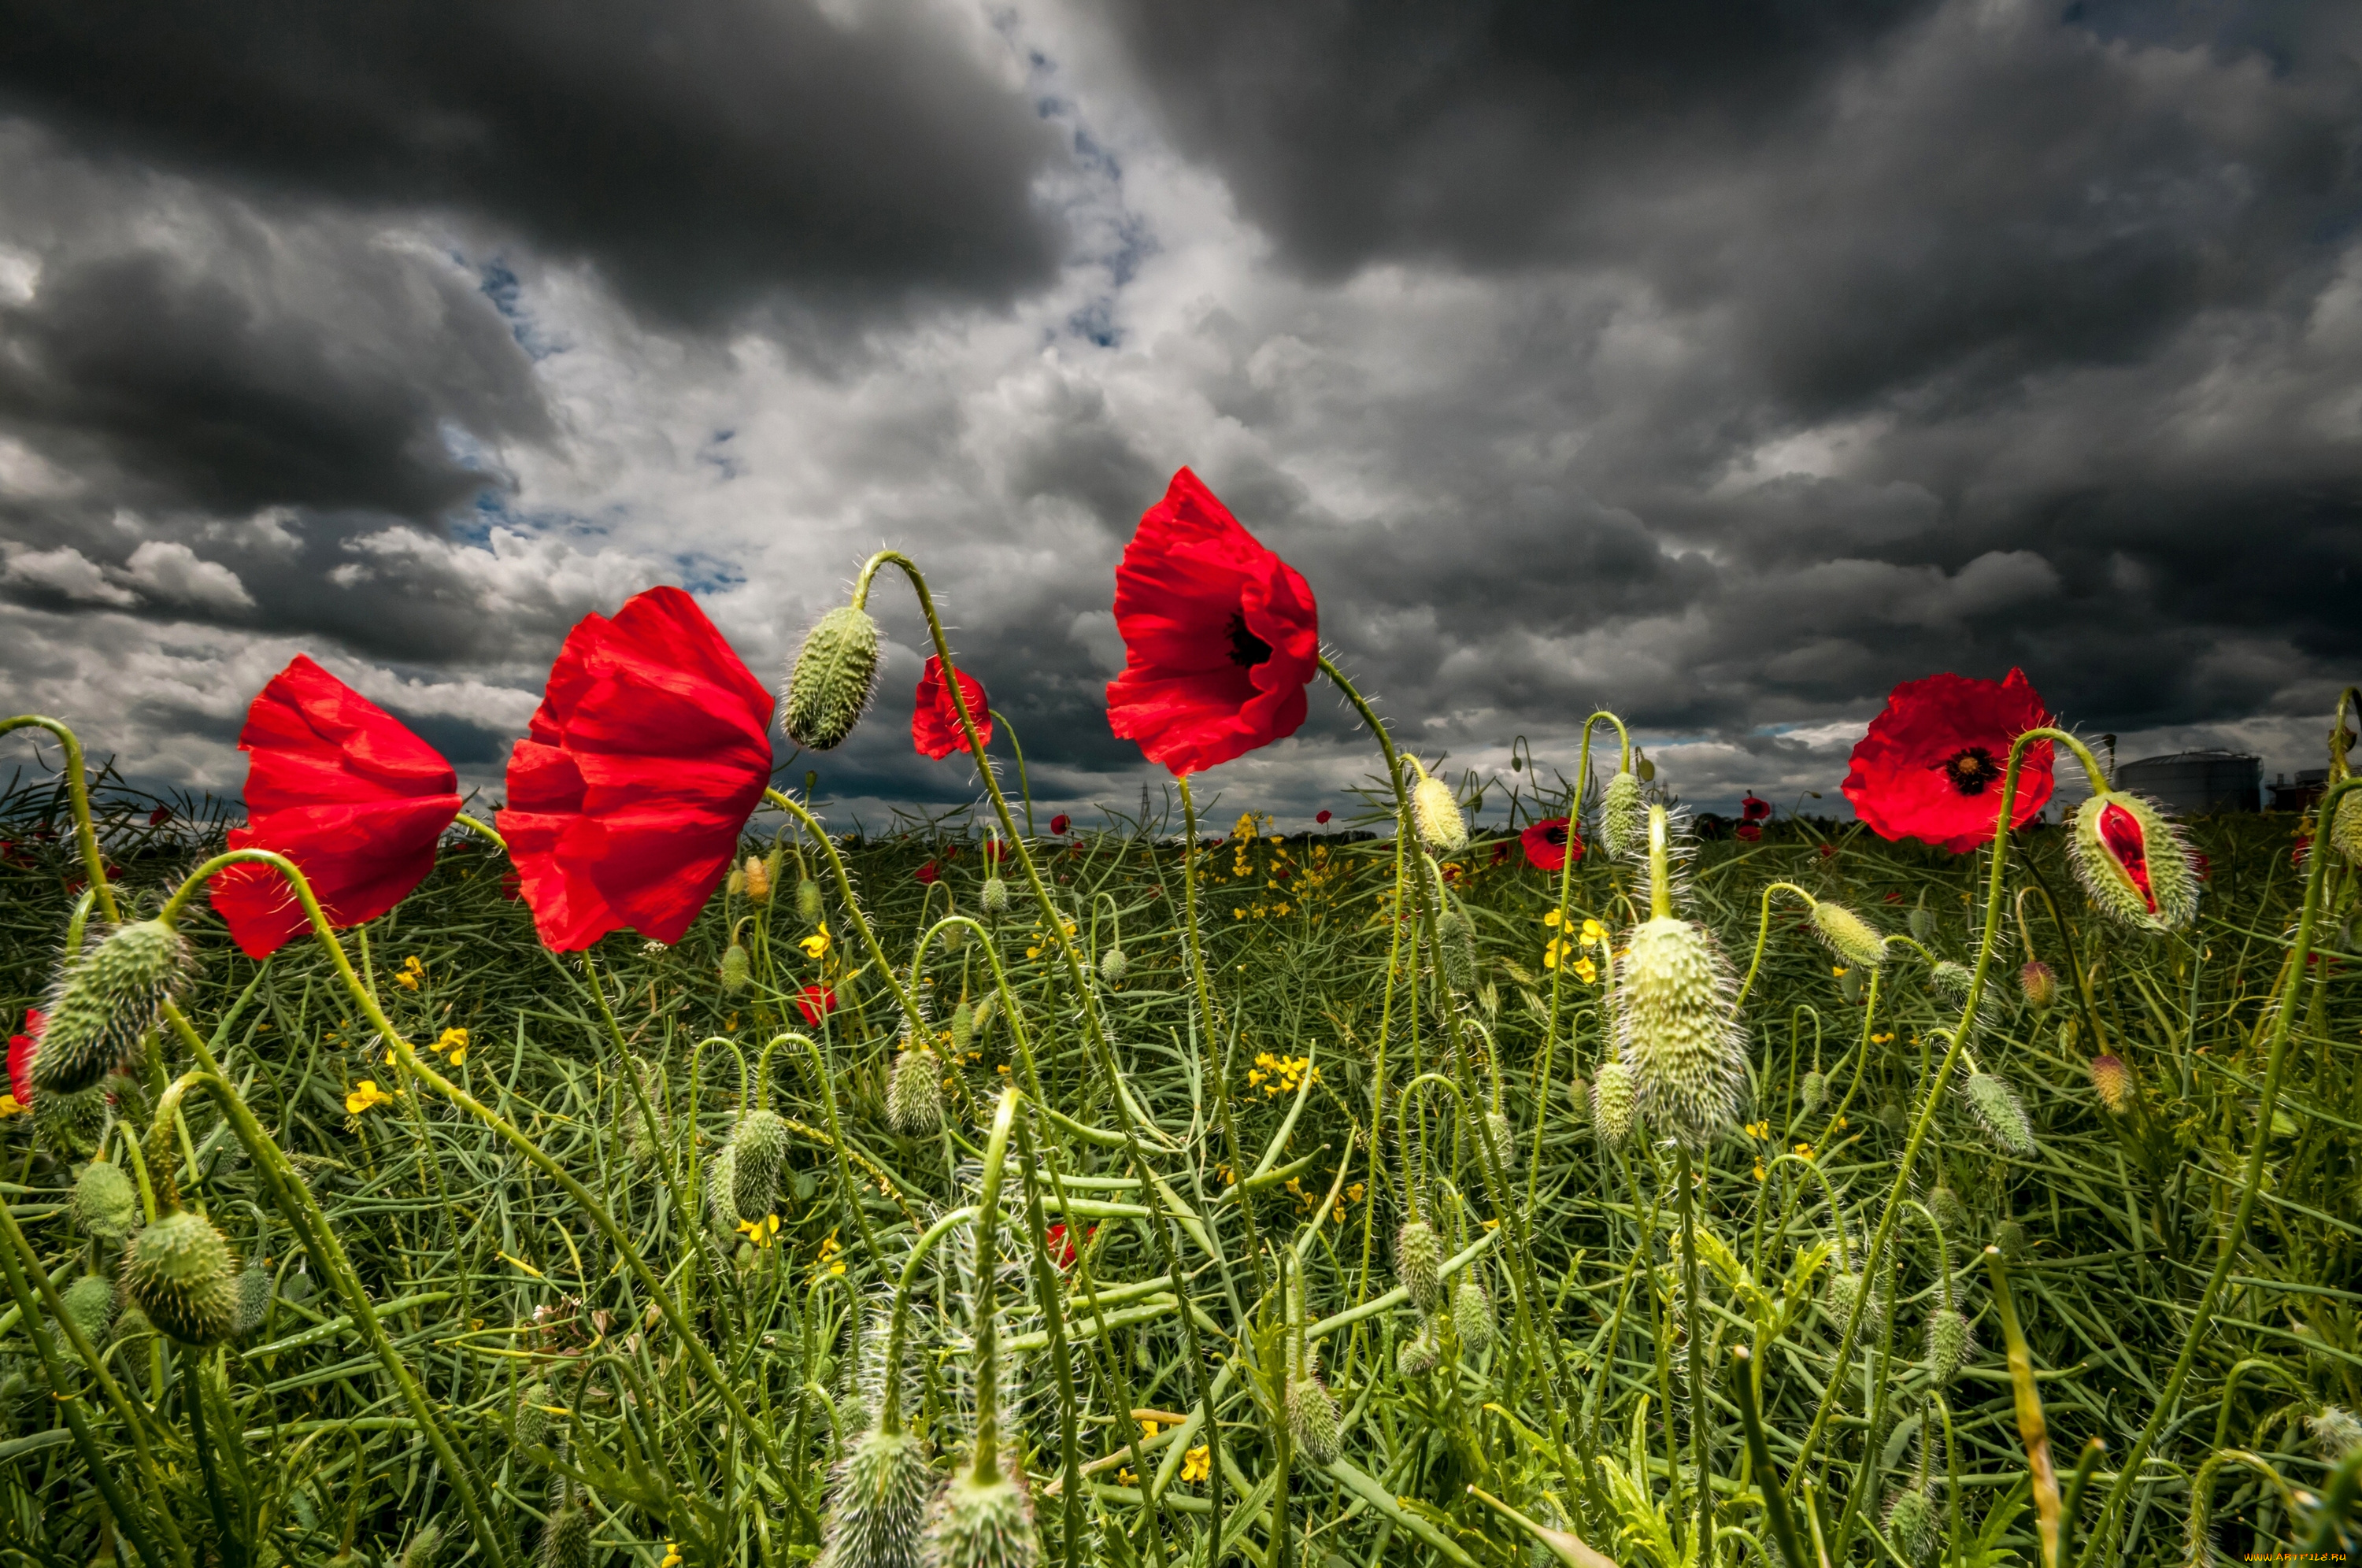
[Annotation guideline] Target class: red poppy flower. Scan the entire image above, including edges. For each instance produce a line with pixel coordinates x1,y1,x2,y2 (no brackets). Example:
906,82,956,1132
8,1010,43,1107
1520,816,1583,872
147,805,173,827
1106,468,1320,776
209,655,462,960
1816,843,1836,860
1741,794,1772,823
1316,809,1332,825
983,835,1004,867
2292,836,2311,867
498,587,776,950
794,985,838,1026
915,860,940,885
1735,823,1763,843
1050,814,1072,836
2191,851,2212,882
1045,1222,1076,1269
913,656,992,760
1842,668,2055,853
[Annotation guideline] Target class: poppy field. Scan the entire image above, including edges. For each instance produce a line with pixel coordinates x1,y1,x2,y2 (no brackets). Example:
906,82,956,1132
1,468,2359,1568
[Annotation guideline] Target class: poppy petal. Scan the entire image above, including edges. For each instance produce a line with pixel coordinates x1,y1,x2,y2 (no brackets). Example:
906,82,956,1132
913,656,992,760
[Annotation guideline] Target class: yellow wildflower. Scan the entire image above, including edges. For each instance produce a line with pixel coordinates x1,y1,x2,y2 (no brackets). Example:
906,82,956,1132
816,1230,846,1277
661,1544,683,1568
345,1080,397,1115
1831,966,1848,978
393,955,424,991
799,925,831,960
1745,1120,1770,1141
437,1026,469,1066
1572,956,1598,985
1182,1444,1211,1483
0,1094,24,1119
737,1213,782,1249
1753,1160,1768,1182
1141,1418,1161,1439
1117,1468,1138,1486
1543,908,1564,927
1794,1143,1816,1160
1581,918,1607,947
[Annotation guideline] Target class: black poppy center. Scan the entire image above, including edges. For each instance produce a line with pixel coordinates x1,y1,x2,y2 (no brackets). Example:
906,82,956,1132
1541,823,1568,847
1940,746,2000,797
1226,611,1272,668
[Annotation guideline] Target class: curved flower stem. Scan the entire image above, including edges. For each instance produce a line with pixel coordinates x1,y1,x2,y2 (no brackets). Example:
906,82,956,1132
451,812,507,852
1544,712,1627,1078
967,1087,1020,1479
1733,882,1822,1008
1175,773,1266,1302
1646,805,1673,920
2071,775,2360,1566
876,1204,981,1432
987,708,1035,838
0,716,120,922
1676,1144,1712,1564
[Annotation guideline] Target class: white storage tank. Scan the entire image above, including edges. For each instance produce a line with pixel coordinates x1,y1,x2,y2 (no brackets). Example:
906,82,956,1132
2115,749,2260,815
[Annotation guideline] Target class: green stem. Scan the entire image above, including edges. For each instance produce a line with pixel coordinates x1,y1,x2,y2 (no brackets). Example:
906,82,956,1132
969,1087,1020,1478
988,708,1035,838
0,716,121,923
1733,882,1821,1008
1178,773,1266,1303
1677,1145,1712,1563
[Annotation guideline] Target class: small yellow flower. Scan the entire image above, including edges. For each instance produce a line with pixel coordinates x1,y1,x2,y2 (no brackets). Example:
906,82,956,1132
1182,1444,1211,1483
661,1544,683,1568
799,926,831,960
737,1213,782,1249
393,955,424,991
1745,1119,1770,1141
0,1094,24,1119
816,1230,846,1277
1794,1143,1816,1160
1753,1160,1768,1182
995,1063,1010,1075
1831,966,1848,978
1117,1468,1138,1486
1543,936,1568,970
437,1026,468,1066
1141,1418,1161,1439
346,1080,397,1115
1581,918,1607,946
1542,908,1564,927
1572,956,1598,985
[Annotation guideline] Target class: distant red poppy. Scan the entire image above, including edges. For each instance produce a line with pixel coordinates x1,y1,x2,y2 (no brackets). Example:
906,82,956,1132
915,860,941,885
1816,843,1836,860
912,656,992,760
1741,794,1772,823
498,587,776,950
147,805,173,827
983,835,1004,867
1842,669,2055,853
1045,1222,1076,1269
1520,816,1583,873
1735,823,1764,843
1050,814,1072,835
2293,836,2311,867
8,1009,43,1107
209,655,462,959
2191,852,2212,882
794,985,838,1026
1316,810,1332,825
1883,890,1903,902
1106,468,1320,776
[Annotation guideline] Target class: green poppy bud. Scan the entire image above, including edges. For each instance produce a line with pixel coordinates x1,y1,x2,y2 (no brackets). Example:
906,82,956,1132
1409,764,1468,855
1962,1072,2035,1158
820,1426,934,1568
1599,771,1645,860
979,876,1010,918
730,1108,791,1222
1395,1220,1444,1315
539,1502,590,1568
56,1274,114,1350
1482,1108,1520,1178
783,604,881,751
1930,961,1974,1003
1613,916,1747,1149
1098,946,1128,988
1798,1069,1827,1115
1810,901,1886,970
2333,789,2362,865
68,1160,140,1243
1925,1305,1975,1384
514,1381,552,1455
399,1523,444,1568
950,1000,976,1055
1877,1099,1908,1137
798,876,825,923
1994,1218,2029,1261
35,919,191,1098
1927,1184,1968,1238
1435,909,1476,993
1884,1488,1937,1565
1452,1274,1494,1355
2018,959,2057,1011
921,1466,1038,1568
1287,1369,1342,1466
727,865,746,898
1907,900,1935,943
120,1207,239,1347
2069,791,2199,933
1590,1060,1637,1146
232,1261,272,1340
1398,1326,1442,1378
887,1045,944,1135
720,941,750,994
705,1143,742,1235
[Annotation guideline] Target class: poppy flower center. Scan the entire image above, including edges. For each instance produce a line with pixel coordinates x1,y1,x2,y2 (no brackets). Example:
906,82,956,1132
2098,801,2157,913
1541,823,1567,847
1938,747,2001,796
1225,611,1272,669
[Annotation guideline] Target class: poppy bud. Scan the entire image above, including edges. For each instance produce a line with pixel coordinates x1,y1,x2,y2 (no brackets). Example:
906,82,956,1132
887,1045,944,1134
1590,1060,1637,1146
35,919,191,1098
1810,901,1887,970
400,1524,445,1568
1613,916,1747,1149
820,1426,934,1568
704,1143,742,1234
783,604,882,752
1398,1326,1442,1378
923,1466,1039,1568
113,1301,152,1342
1884,1489,1937,1565
1098,946,1128,987
2334,790,2362,865
120,1207,239,1347
1483,1109,1519,1178
1452,1273,1494,1354
1930,961,1973,1003
1435,909,1476,993
1878,1099,1907,1137
979,876,1010,918
1395,1219,1445,1315
1994,1219,2029,1260
2086,1054,2133,1115
744,853,772,902
2018,959,2058,1011
1838,965,1862,1004
950,1000,976,1055
2308,1407,2362,1462
1287,1368,1342,1466
539,1502,590,1568
1407,760,1468,854
1600,771,1645,860
727,866,746,897
55,1274,114,1351
514,1381,553,1454
730,1108,791,1221
720,942,750,994
798,877,824,923
232,1260,272,1340
1926,1305,1975,1384
1825,1269,1886,1337
68,1159,140,1243
1927,1183,1968,1237
1798,1069,1827,1114
2071,792,2199,933
1962,1072,2035,1158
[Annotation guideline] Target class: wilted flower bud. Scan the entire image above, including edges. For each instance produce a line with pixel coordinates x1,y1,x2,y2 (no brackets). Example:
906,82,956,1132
1287,1368,1342,1466
1398,1326,1442,1378
1435,909,1477,993
1926,1305,1975,1384
743,854,772,902
120,1207,239,1347
68,1160,140,1243
783,604,881,752
1962,1072,2035,1158
2070,791,2199,933
1884,1488,1937,1565
1407,760,1468,854
1599,771,1645,860
1798,1069,1827,1115
819,1425,933,1568
1395,1220,1445,1315
979,876,1010,918
731,1108,791,1221
1927,1184,1968,1238
1452,1273,1494,1354
720,941,750,994
35,919,191,1098
921,1465,1039,1568
1811,902,1887,970
2018,959,2058,1011
1591,1060,1637,1146
2086,1054,2133,1115
798,877,824,923
887,1045,944,1135
1613,916,1747,1149
1098,946,1129,988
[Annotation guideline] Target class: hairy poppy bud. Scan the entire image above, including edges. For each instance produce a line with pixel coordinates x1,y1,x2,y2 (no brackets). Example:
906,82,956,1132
2308,1407,2362,1462
1926,1305,1975,1384
400,1524,445,1568
820,1426,933,1568
950,1000,976,1055
1825,1269,1886,1338
1098,946,1128,987
1453,1274,1494,1354
1907,900,1935,943
539,1501,590,1568
1811,902,1887,970
2018,959,2057,1011
1599,771,1645,860
56,1274,114,1350
731,1109,791,1221
514,1381,552,1454
1930,961,1973,1004
35,920,191,1098
1483,1109,1520,1178
2070,792,2199,933
798,877,824,923
2334,790,2362,865
1398,1326,1442,1378
1962,1072,2035,1157
979,876,1010,918
2086,1054,2133,1115
1613,917,1747,1149
720,941,750,994
783,604,882,752
704,1143,742,1234
922,1466,1039,1568
69,1160,140,1243
1407,760,1468,854
1395,1220,1444,1315
1884,1488,1937,1565
1287,1368,1342,1466
727,865,746,897
887,1045,944,1135
1878,1099,1908,1137
1927,1184,1968,1237
1798,1069,1827,1115
1994,1219,2029,1260
232,1260,272,1339
743,854,772,902
1591,1060,1637,1145
120,1207,239,1347
1435,909,1476,993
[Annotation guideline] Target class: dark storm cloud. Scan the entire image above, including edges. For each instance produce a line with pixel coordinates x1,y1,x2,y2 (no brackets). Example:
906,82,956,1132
0,0,1070,324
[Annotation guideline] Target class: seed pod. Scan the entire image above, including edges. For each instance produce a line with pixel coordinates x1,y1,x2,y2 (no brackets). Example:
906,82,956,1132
720,942,750,994
1435,910,1476,993
1287,1370,1342,1466
1612,916,1747,1149
820,1425,933,1568
783,604,881,752
1798,1069,1827,1115
887,1046,944,1135
68,1160,140,1243
2086,1054,2134,1115
2017,959,2058,1011
120,1207,239,1347
539,1502,590,1568
1907,901,1935,943
950,1000,976,1055
400,1523,445,1568
921,1465,1039,1568
1098,947,1129,988
1825,1269,1886,1338
743,853,772,902
1925,1306,1975,1384
232,1261,272,1339
1398,1326,1442,1378
35,920,191,1098
1994,1219,2030,1261
514,1381,553,1454
1395,1220,1445,1315
730,1108,792,1221
55,1274,114,1349
1452,1274,1494,1355
1962,1073,2036,1158
1810,902,1887,970
1483,1109,1519,1177
798,877,825,923
2307,1406,2362,1462
1927,1184,1968,1238
1884,1488,1937,1565
1599,771,1645,861
1407,760,1468,855
1590,1060,1637,1146
979,876,1010,918
2069,791,2199,933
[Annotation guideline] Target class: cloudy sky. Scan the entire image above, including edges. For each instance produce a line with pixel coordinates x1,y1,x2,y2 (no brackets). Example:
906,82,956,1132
2,0,2356,832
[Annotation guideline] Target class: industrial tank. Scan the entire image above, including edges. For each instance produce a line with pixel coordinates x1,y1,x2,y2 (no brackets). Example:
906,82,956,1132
2114,749,2260,815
